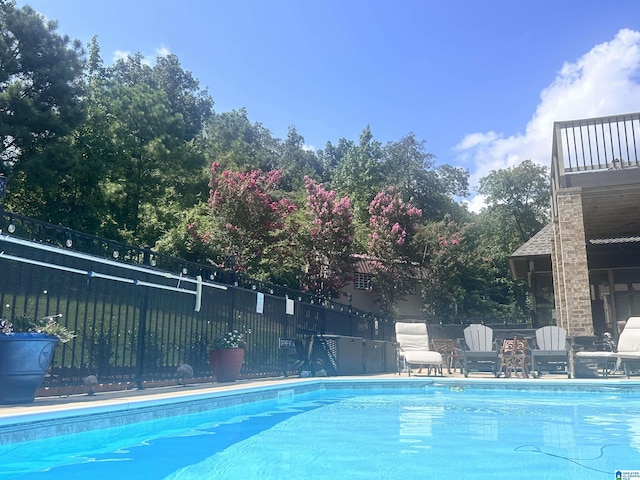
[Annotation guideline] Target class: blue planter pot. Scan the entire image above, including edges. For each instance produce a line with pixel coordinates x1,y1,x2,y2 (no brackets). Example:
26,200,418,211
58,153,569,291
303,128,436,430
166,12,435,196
0,333,59,404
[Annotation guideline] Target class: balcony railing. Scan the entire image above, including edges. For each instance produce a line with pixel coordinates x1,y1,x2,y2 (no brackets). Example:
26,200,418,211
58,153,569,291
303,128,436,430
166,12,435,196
550,112,640,216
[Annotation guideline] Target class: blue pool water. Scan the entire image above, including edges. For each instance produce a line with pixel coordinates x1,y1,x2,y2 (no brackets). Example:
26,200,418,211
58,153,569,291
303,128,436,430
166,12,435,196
1,383,639,479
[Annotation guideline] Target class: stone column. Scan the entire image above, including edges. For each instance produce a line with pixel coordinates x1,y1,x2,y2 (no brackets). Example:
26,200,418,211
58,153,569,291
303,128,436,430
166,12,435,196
551,187,593,337
551,222,566,330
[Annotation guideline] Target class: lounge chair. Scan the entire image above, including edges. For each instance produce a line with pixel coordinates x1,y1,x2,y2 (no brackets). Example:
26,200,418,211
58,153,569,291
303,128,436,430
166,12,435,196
395,322,443,376
459,324,499,377
573,336,617,378
531,326,571,378
614,317,640,377
574,317,640,378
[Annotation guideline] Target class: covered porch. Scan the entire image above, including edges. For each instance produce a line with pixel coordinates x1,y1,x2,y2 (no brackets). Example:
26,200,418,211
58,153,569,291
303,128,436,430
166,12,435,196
511,112,640,341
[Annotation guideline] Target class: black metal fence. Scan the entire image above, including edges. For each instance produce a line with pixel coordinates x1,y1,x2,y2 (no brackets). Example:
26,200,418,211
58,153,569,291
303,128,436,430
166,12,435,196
0,211,397,387
552,112,640,174
0,210,533,388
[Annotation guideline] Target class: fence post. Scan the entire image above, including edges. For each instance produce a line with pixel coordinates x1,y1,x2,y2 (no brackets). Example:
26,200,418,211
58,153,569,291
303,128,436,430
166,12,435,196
135,247,151,389
228,254,236,332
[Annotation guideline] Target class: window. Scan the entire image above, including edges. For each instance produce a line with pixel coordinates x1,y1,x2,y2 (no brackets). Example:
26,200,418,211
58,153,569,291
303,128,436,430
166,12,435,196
354,272,373,290
400,277,417,295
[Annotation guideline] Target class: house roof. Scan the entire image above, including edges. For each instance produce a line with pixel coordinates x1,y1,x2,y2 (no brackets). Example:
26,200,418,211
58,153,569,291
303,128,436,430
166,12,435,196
508,222,640,280
353,254,376,275
510,223,553,258
352,254,422,278
508,224,553,279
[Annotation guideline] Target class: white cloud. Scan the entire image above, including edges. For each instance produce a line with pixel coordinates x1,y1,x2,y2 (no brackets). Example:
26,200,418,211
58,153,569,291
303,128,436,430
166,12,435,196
455,131,500,151
112,47,170,66
457,28,640,212
156,46,171,57
302,144,316,152
113,50,131,63
462,193,487,214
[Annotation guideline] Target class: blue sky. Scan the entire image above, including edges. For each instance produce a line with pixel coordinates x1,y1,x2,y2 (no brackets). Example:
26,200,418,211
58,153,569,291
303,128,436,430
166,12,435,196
17,0,640,209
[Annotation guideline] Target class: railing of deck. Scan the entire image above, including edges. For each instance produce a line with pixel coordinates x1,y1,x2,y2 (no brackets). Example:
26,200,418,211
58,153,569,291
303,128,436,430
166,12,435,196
550,112,640,216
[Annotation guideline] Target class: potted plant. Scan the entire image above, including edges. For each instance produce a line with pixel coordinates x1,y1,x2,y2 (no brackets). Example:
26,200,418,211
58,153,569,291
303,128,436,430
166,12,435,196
209,329,248,383
0,315,75,404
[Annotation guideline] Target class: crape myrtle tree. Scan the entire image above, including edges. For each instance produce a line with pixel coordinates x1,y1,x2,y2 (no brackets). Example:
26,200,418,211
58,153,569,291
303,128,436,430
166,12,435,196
206,163,297,282
418,217,464,319
299,176,355,300
367,187,422,314
417,216,501,321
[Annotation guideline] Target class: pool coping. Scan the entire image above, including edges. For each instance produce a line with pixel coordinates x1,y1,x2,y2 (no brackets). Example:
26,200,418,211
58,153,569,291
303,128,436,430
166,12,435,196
2,375,640,445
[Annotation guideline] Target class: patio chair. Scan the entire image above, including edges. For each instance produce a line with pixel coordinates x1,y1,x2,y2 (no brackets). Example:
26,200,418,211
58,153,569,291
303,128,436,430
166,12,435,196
531,326,571,378
395,322,443,376
574,318,640,378
573,334,617,378
459,324,499,377
613,316,640,377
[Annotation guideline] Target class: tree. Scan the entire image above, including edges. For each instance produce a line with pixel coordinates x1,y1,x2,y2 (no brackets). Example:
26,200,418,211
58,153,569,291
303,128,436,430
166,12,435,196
417,217,504,320
1,2,85,219
367,187,422,313
317,137,352,183
274,126,323,192
154,203,218,265
477,159,550,243
206,164,296,279
0,2,84,167
86,48,213,244
151,54,214,140
331,126,385,221
475,160,551,317
96,82,186,242
203,109,279,172
299,176,355,299
381,133,469,221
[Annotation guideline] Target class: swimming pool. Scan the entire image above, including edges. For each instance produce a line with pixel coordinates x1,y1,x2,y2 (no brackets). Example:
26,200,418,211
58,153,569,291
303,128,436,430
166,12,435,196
1,379,639,479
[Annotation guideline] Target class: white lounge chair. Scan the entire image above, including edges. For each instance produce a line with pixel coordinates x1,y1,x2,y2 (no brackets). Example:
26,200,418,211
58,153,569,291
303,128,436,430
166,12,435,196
614,317,640,377
575,317,640,378
395,322,443,376
531,326,571,378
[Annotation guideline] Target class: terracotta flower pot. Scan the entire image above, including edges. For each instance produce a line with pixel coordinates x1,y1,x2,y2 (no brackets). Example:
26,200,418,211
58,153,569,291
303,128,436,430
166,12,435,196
209,348,245,383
